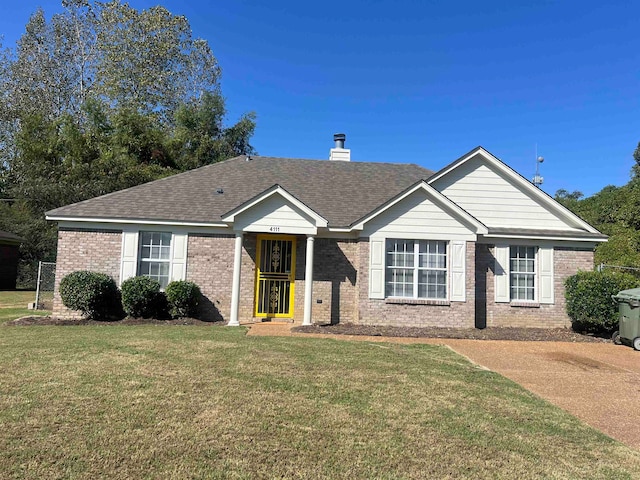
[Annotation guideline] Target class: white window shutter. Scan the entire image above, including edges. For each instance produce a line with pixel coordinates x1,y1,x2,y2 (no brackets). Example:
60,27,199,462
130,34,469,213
494,245,510,303
369,238,385,299
120,230,139,285
449,241,466,302
170,233,188,282
538,246,554,304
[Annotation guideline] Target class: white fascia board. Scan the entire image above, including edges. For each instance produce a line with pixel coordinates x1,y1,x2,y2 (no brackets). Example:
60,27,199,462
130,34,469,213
326,227,354,233
56,220,233,236
428,148,601,234
221,186,328,227
427,146,491,184
47,215,229,229
480,233,607,243
318,229,360,239
351,181,488,234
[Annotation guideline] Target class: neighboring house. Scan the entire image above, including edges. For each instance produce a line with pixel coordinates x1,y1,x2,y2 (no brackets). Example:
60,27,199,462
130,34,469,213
0,230,23,290
46,136,606,328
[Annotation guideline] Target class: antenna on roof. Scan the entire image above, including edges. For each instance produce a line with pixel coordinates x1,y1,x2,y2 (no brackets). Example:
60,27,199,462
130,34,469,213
532,144,544,188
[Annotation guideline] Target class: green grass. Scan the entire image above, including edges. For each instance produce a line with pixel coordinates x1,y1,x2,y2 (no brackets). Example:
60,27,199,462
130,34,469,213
0,290,37,308
0,291,50,325
0,326,639,479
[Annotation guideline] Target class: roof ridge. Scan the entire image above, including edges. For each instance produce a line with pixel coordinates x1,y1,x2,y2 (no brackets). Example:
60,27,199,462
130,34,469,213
247,155,432,170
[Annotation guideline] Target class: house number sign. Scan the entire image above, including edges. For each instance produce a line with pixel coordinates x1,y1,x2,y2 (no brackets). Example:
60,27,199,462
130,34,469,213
269,226,280,232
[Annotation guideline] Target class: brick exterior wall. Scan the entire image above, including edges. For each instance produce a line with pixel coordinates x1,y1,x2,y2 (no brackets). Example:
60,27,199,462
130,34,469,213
186,233,259,322
186,234,235,321
51,228,595,328
355,240,477,328
240,234,258,321
476,244,594,328
52,228,122,318
292,238,359,325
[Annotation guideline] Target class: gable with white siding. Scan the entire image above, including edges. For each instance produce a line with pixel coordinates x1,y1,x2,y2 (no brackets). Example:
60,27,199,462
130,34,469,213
430,152,586,231
232,193,318,235
359,187,479,240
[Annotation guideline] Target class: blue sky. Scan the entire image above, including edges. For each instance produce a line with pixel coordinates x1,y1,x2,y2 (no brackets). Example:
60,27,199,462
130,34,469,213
2,1,639,197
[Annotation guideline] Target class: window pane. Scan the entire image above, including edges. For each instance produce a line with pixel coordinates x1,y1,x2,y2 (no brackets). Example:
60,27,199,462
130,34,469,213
160,246,171,260
417,268,446,299
386,239,447,299
510,245,537,301
141,232,152,245
138,231,172,287
387,240,415,268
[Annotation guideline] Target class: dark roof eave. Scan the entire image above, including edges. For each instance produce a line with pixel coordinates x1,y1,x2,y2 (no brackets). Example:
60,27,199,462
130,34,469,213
0,231,24,244
484,227,608,241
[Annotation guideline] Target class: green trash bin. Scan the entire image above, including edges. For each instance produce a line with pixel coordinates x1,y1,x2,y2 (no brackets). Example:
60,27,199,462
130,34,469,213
612,287,640,351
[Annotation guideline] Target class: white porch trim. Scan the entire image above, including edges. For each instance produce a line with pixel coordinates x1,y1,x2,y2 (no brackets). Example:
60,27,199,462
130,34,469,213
228,232,243,326
302,235,315,326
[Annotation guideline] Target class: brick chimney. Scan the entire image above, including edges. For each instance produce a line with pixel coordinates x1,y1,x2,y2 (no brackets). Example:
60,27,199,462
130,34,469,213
329,133,350,161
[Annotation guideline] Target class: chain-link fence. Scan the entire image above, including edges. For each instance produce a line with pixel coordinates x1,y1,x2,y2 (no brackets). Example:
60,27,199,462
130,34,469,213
34,261,56,310
597,263,640,278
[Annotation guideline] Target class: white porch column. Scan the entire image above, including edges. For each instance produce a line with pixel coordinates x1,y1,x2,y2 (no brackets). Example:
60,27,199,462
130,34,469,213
228,232,243,326
303,235,315,326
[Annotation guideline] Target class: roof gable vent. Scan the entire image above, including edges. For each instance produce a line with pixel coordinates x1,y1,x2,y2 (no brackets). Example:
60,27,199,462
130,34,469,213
329,133,350,161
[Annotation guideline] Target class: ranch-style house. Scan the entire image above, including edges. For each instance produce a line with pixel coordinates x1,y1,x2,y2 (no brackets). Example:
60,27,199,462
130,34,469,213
46,135,606,328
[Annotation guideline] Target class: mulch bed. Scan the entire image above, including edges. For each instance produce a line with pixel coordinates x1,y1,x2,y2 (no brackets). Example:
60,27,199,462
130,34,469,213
8,316,610,343
6,316,225,327
292,324,611,343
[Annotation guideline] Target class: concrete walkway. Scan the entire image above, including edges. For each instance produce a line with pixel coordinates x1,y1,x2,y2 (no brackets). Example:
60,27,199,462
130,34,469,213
247,323,640,450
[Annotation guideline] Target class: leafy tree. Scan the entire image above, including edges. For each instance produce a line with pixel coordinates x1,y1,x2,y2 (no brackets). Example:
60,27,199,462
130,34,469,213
94,1,220,121
554,189,583,213
0,1,256,286
556,141,640,269
168,92,256,170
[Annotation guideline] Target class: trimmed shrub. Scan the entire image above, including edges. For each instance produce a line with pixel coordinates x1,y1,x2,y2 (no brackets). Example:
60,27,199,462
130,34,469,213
165,280,201,318
565,270,639,333
59,271,120,320
121,276,167,318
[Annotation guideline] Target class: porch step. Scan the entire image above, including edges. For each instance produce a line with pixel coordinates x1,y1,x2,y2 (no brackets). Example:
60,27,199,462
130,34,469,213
246,322,294,337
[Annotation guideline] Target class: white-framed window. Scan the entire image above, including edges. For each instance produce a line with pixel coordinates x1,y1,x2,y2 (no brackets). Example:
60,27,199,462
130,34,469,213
510,245,536,301
385,239,447,299
137,231,172,288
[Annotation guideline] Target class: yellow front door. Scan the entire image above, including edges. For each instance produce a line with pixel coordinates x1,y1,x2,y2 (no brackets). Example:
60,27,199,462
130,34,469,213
255,235,296,318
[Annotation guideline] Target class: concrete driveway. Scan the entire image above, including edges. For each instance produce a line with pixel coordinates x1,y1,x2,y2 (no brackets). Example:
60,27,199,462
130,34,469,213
442,340,640,450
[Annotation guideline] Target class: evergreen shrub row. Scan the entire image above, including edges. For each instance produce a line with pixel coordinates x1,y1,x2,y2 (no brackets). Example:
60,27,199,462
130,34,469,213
59,271,201,320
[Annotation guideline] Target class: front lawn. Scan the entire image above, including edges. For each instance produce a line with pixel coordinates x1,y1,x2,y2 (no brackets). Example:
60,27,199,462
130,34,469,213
1,326,639,479
0,290,49,325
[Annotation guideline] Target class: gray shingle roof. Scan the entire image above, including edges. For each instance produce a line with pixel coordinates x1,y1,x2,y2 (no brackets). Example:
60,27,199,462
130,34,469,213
47,156,433,227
